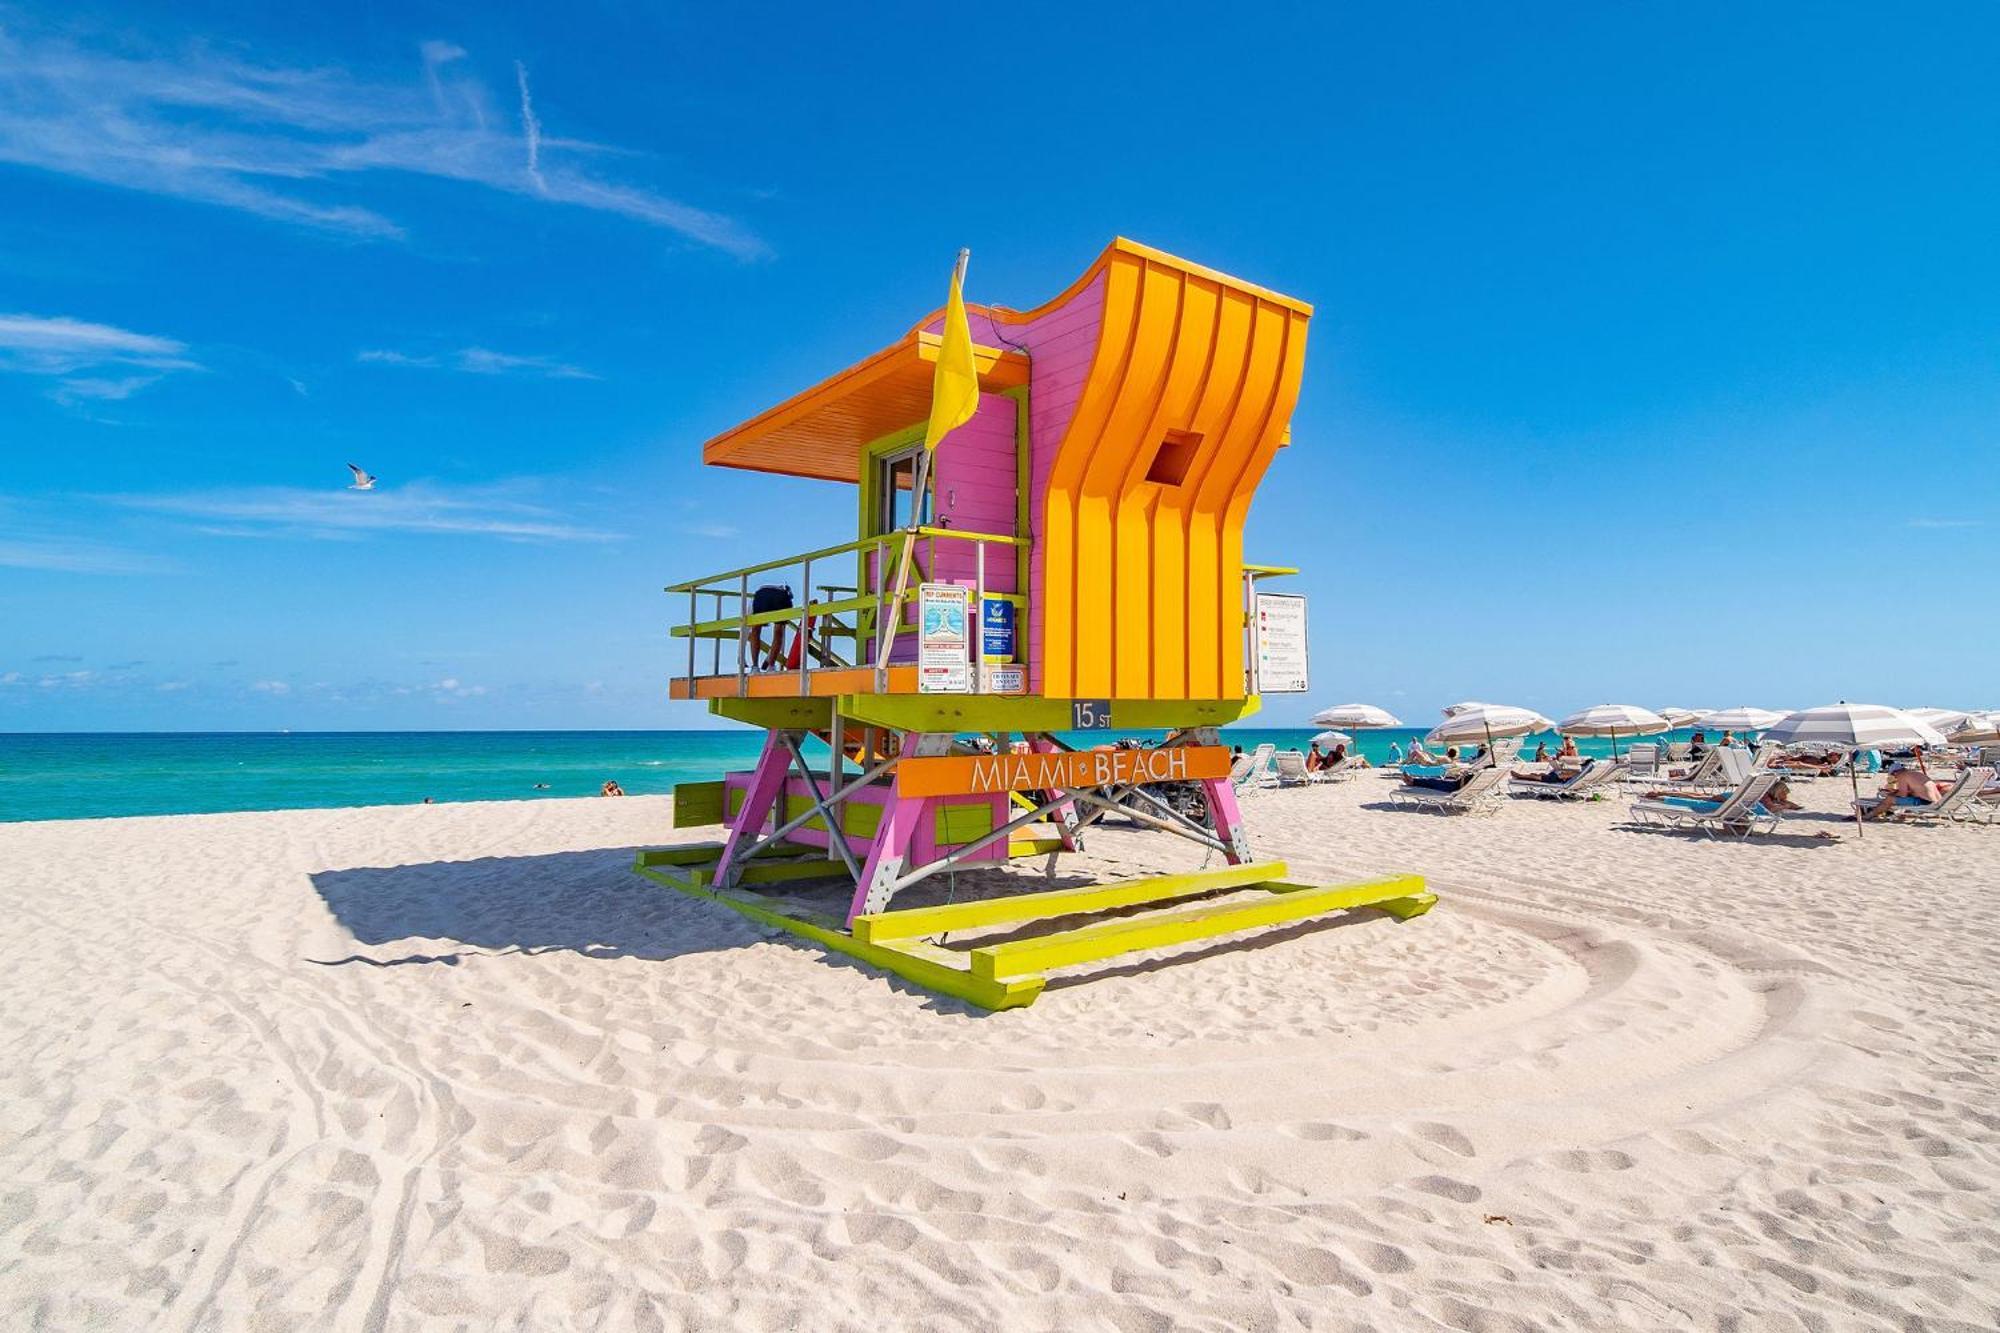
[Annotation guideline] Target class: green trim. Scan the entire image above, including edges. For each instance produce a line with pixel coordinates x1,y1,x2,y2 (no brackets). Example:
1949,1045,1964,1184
707,698,832,729
1001,385,1032,628
836,693,1263,734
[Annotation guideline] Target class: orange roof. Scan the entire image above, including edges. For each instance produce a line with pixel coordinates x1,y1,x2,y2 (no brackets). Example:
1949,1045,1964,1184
701,331,1029,483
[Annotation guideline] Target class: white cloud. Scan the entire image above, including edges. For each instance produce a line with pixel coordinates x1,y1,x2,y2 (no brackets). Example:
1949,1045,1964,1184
0,536,166,574
100,481,622,543
0,28,765,256
358,346,598,379
1907,517,1981,530
157,680,192,692
249,679,291,695
0,312,200,402
514,62,545,195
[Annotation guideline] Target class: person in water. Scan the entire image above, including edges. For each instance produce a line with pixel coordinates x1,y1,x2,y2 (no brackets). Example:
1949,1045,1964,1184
600,780,626,797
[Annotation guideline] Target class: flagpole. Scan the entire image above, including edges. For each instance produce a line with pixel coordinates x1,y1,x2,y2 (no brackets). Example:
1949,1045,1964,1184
876,249,970,676
905,249,969,521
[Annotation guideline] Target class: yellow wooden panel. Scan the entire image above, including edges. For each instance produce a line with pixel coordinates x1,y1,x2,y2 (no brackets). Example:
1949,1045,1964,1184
853,860,1290,944
634,854,1046,1011
672,780,726,828
969,875,1433,981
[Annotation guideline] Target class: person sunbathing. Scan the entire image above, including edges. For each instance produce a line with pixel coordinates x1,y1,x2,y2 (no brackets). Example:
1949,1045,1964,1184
1637,777,1801,812
1855,766,1944,820
1402,767,1474,794
1513,757,1594,784
1771,750,1842,775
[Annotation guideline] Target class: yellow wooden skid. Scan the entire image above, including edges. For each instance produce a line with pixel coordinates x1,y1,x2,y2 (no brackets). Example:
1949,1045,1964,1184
633,855,1045,1011
636,841,812,867
635,843,845,890
969,875,1433,981
853,860,1290,944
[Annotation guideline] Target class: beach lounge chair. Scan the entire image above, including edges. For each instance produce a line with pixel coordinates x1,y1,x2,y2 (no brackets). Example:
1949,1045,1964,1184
1851,766,1996,825
1628,772,1786,839
1508,759,1621,801
1666,742,1692,762
1649,745,1744,792
1625,744,1660,779
1233,743,1277,791
1307,755,1364,784
1388,765,1508,815
1266,749,1312,788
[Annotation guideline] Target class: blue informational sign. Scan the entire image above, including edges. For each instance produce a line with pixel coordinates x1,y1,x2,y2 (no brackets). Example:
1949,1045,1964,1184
981,597,1016,660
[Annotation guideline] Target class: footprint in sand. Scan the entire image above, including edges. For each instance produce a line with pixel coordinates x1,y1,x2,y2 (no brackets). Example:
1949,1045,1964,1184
840,1212,920,1251
1407,1174,1481,1203
1408,1121,1476,1157
1278,1121,1367,1143
1548,1148,1636,1172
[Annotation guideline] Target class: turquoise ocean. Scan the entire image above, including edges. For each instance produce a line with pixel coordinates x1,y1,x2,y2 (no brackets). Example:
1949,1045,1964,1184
0,727,1691,825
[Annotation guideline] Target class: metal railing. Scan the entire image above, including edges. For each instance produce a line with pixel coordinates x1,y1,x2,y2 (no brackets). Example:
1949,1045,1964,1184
666,526,1028,697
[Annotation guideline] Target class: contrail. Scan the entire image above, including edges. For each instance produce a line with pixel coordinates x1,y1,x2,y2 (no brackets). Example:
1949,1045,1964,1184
515,61,547,195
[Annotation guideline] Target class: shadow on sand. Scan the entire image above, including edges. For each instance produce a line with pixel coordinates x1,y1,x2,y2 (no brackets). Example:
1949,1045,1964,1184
307,846,746,968
304,840,1423,1014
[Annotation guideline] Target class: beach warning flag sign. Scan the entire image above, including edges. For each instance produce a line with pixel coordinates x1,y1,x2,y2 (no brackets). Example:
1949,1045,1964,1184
923,249,979,451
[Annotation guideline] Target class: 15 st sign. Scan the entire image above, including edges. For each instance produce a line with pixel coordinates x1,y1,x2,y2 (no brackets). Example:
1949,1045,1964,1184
896,746,1232,798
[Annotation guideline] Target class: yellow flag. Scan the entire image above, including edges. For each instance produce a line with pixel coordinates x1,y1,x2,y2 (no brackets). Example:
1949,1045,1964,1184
923,256,979,451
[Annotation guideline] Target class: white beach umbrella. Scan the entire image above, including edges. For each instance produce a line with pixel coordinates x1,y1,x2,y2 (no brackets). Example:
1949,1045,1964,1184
1426,703,1553,747
1656,707,1703,728
1763,703,1946,753
1310,703,1402,729
1311,731,1355,748
1765,703,1949,837
1556,704,1670,758
1694,706,1785,735
1907,707,1974,734
1948,711,2000,745
1441,700,1490,718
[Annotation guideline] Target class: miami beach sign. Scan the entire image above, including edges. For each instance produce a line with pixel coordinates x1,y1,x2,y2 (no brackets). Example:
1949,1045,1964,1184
897,745,1232,798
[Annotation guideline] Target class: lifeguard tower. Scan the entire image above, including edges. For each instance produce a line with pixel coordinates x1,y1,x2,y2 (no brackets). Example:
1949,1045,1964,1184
637,239,1432,1009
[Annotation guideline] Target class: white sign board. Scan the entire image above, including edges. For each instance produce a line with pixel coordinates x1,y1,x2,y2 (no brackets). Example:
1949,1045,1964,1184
1253,592,1309,694
918,582,971,694
981,664,1026,694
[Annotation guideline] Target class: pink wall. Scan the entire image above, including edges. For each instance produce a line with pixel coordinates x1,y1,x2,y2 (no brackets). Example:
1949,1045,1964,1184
931,393,1019,592
922,273,1109,692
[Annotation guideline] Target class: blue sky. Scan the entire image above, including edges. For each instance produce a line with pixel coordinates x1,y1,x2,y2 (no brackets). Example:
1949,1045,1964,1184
2,2,1994,731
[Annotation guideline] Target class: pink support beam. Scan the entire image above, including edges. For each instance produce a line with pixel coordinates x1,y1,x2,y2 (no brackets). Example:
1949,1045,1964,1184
714,731,793,886
1030,734,1084,852
848,787,929,925
1200,775,1251,865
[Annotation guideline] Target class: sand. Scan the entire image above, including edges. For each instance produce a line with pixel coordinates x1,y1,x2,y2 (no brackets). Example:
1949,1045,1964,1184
1,776,1996,1330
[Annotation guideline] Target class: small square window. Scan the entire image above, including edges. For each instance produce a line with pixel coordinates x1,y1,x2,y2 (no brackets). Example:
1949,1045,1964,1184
1145,429,1202,486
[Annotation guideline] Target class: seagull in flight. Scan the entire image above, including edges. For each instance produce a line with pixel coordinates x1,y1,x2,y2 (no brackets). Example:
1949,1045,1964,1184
347,463,378,491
